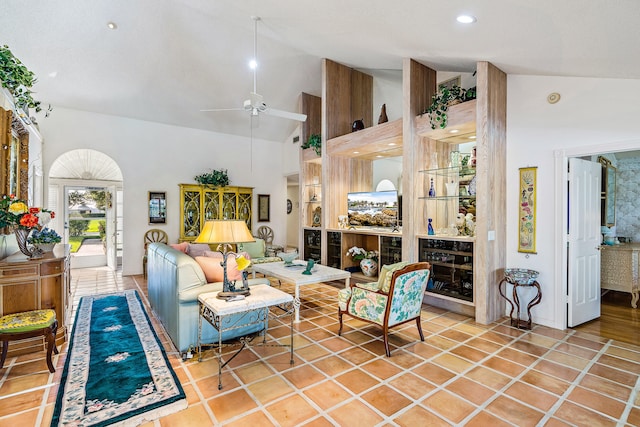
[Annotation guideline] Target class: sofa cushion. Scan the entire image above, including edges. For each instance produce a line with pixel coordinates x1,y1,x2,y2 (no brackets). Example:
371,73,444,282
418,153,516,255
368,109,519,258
170,242,189,253
237,239,265,259
379,261,411,293
195,254,243,282
187,243,211,258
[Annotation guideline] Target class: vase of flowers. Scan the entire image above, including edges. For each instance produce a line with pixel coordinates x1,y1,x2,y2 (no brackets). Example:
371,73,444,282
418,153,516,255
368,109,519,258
28,228,62,252
346,246,379,277
0,195,56,258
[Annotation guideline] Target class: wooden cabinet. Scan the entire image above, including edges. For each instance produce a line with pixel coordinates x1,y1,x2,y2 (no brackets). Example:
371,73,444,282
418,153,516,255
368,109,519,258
0,245,70,357
418,238,474,304
179,184,252,241
303,229,321,262
601,243,640,308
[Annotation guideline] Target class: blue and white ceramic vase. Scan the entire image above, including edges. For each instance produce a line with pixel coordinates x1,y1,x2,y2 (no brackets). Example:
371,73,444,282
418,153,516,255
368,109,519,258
360,259,378,277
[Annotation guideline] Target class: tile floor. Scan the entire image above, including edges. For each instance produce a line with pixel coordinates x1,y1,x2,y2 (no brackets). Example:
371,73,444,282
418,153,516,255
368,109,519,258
1,268,640,426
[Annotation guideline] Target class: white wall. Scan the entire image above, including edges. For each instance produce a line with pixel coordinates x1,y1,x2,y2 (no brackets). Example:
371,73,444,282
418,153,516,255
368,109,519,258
38,107,286,276
507,75,640,329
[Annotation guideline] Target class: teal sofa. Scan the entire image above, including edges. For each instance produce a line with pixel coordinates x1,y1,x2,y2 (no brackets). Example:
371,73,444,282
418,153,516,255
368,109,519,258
146,242,270,352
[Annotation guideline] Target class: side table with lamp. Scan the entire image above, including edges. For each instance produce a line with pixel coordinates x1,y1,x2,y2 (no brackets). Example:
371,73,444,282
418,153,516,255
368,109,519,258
194,219,255,300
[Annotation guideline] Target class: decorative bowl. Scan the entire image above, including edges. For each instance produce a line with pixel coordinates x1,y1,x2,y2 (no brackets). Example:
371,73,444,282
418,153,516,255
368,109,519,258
504,268,539,285
278,251,298,265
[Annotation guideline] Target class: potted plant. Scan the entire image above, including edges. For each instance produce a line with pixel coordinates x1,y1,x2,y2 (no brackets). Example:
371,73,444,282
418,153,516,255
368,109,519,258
194,169,230,187
28,227,62,252
424,84,476,130
0,45,45,114
346,246,379,277
301,133,321,156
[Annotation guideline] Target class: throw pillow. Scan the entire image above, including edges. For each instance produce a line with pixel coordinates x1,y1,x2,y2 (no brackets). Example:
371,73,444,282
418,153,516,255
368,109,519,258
195,254,243,282
187,243,211,258
379,261,411,293
170,242,189,253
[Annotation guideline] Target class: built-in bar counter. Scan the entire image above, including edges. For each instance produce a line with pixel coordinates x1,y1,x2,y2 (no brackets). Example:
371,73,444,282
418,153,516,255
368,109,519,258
0,245,70,357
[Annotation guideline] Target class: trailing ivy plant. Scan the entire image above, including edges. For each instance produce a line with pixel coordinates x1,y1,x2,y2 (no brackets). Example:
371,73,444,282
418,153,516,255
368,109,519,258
301,133,321,156
0,45,43,113
424,84,476,130
194,169,230,187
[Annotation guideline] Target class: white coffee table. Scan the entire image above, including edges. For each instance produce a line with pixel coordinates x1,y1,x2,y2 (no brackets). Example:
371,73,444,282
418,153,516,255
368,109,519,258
251,261,351,322
197,284,295,389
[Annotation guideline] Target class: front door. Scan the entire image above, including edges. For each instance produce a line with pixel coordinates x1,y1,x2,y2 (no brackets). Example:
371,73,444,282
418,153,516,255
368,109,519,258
567,157,601,327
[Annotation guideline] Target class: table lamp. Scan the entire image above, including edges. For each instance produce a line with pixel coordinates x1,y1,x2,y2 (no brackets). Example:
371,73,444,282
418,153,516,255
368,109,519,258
195,220,254,299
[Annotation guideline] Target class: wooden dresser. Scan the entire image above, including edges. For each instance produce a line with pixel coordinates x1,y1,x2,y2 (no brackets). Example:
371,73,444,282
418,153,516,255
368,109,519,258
0,245,70,357
601,243,640,308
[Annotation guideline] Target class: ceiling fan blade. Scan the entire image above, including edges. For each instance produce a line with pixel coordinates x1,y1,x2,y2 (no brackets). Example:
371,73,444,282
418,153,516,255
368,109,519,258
200,107,243,112
264,108,307,122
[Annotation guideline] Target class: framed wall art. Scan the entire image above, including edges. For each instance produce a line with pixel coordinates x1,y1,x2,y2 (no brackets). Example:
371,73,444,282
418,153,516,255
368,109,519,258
257,194,270,222
518,167,537,253
148,191,167,224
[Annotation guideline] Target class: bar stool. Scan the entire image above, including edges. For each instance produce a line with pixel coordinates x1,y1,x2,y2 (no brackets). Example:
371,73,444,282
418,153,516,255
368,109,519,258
0,309,58,373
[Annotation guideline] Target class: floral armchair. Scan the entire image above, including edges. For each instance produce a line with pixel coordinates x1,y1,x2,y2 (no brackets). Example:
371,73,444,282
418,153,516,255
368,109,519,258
338,262,431,356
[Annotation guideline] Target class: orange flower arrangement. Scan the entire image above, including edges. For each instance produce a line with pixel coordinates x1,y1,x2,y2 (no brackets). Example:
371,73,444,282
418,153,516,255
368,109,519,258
0,195,55,230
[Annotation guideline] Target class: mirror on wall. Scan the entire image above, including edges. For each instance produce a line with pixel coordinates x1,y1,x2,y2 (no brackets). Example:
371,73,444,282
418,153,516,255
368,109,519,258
598,156,616,226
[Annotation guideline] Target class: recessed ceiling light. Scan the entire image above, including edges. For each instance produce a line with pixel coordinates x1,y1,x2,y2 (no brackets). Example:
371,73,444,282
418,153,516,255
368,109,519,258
249,59,257,70
456,15,477,24
107,22,118,30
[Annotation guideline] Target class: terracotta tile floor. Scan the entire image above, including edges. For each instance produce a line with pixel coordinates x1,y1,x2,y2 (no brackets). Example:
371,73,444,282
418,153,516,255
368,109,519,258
1,267,640,426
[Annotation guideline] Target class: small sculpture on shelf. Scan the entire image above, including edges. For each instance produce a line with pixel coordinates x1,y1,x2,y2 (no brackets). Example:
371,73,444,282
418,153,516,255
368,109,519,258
378,104,388,124
302,259,315,275
428,178,436,197
352,119,365,132
427,218,435,235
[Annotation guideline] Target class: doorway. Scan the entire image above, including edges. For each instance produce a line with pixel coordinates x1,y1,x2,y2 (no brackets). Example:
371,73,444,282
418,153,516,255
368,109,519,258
285,173,300,251
555,140,640,334
47,149,124,270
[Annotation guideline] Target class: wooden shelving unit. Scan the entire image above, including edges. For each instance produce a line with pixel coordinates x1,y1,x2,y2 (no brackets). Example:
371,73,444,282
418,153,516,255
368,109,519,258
300,58,507,324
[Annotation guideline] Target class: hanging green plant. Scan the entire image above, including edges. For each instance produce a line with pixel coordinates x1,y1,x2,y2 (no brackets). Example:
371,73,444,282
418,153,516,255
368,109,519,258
301,133,321,156
424,84,475,130
0,45,44,113
194,169,230,187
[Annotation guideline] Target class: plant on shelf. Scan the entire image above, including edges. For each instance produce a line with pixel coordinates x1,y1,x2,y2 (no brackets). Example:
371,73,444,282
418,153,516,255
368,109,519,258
0,45,48,115
346,246,379,262
28,228,62,244
424,84,476,130
301,133,321,156
194,169,230,187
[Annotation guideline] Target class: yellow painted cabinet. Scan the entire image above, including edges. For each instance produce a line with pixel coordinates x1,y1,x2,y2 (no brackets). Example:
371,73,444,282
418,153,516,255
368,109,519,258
179,184,253,241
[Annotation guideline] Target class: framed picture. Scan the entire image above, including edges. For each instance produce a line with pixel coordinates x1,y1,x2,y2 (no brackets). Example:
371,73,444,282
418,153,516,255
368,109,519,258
518,167,537,253
148,191,167,224
258,194,270,222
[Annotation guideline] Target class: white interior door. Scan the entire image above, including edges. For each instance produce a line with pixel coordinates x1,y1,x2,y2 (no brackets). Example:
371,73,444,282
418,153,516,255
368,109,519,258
567,157,602,327
106,185,117,270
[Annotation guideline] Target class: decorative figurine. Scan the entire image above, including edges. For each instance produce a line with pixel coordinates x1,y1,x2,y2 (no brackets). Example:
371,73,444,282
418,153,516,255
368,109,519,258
428,178,436,197
352,119,365,132
427,218,435,235
302,259,315,275
378,104,388,124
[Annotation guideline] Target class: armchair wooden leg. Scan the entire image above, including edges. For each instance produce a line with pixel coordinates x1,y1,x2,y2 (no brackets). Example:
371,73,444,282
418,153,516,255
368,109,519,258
45,320,59,373
383,325,391,357
338,310,343,336
416,317,425,341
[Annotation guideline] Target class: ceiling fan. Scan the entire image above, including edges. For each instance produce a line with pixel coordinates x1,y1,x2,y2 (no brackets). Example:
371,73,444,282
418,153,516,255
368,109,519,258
201,16,307,123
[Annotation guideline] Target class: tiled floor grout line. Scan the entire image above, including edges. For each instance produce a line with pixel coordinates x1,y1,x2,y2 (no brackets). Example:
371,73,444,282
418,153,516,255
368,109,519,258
619,374,640,427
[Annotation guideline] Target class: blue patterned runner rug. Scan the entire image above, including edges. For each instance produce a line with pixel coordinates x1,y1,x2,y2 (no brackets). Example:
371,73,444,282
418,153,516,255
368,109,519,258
51,290,186,426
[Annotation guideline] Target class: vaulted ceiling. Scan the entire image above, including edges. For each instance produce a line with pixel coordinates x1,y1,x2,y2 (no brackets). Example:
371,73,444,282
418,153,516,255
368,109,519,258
3,0,640,142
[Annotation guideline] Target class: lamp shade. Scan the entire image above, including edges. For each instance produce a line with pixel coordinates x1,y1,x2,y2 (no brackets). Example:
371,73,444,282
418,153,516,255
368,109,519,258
194,220,255,244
